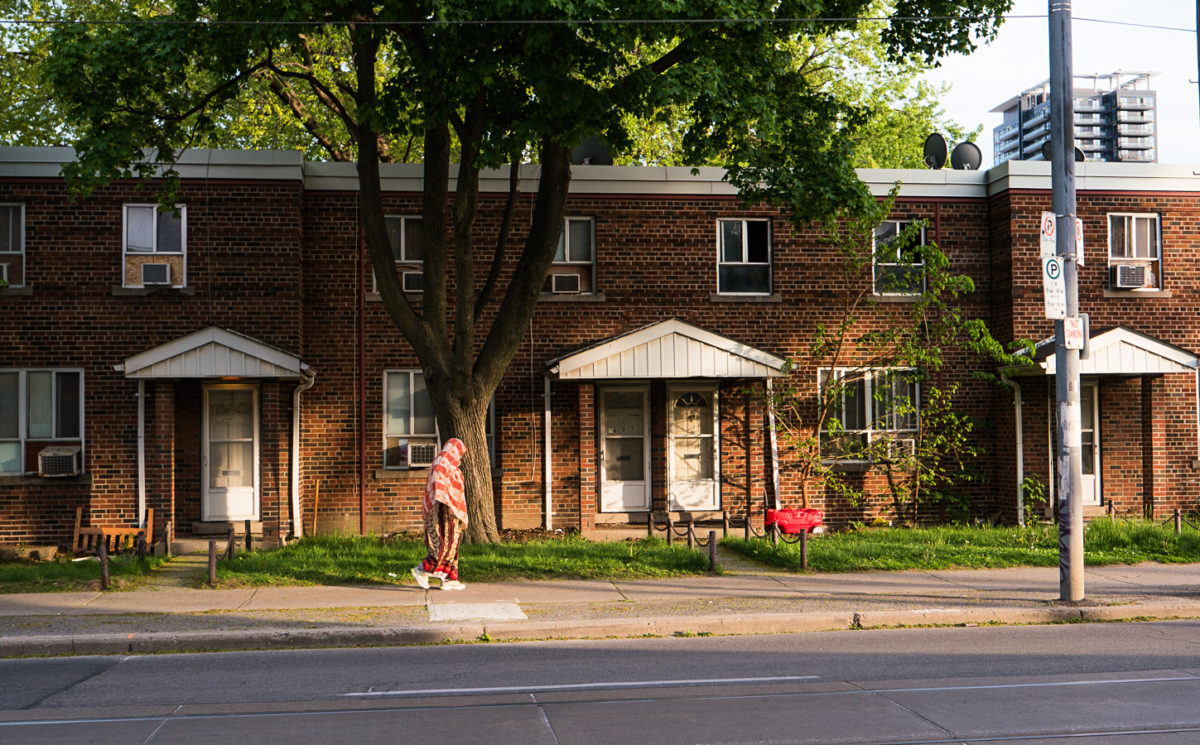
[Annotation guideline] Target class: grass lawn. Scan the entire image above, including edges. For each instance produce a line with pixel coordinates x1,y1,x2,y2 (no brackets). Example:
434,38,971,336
722,519,1200,573
0,555,165,593
215,533,714,587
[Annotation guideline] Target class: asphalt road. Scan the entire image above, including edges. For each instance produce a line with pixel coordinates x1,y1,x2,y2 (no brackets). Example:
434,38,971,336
4,620,1200,744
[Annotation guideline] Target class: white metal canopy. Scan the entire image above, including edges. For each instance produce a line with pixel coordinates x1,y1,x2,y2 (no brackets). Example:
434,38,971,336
118,326,309,379
1022,326,1198,376
546,319,787,380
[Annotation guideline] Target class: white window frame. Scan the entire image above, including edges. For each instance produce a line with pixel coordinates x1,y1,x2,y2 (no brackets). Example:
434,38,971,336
383,369,438,470
122,203,186,288
1107,212,1161,290
716,217,772,295
0,204,25,288
873,220,926,296
383,215,423,294
0,368,85,476
547,216,596,294
819,367,919,462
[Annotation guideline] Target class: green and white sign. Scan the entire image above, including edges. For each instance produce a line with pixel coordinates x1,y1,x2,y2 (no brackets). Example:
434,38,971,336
1043,256,1066,319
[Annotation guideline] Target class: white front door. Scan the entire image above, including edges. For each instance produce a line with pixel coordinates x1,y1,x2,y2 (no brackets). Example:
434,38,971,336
668,386,719,511
202,385,260,521
1080,380,1101,506
600,387,650,512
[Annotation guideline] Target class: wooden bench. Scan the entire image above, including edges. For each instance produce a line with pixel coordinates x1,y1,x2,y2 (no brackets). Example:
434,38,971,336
72,508,154,555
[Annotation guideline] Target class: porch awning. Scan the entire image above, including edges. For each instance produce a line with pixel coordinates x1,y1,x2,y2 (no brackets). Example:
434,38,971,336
546,318,787,380
1017,326,1198,376
117,326,310,379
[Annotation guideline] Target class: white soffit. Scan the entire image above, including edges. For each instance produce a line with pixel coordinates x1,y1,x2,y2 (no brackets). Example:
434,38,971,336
119,326,307,379
1036,327,1198,376
547,319,786,380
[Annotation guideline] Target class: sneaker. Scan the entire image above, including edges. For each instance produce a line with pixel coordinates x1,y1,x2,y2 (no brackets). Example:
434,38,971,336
440,579,466,591
410,566,430,589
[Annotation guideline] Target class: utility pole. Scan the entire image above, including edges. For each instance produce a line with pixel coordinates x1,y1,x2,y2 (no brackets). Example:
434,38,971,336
1049,0,1084,601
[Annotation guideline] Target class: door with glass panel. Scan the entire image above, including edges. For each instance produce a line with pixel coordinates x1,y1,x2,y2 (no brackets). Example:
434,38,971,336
202,385,259,521
668,386,719,510
1080,380,1101,506
600,387,650,512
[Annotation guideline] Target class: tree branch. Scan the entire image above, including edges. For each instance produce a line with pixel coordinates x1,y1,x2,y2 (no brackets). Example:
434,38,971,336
474,156,520,323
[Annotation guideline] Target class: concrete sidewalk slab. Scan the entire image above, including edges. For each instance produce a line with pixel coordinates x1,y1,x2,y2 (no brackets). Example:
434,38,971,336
421,579,626,605
612,576,791,600
428,602,526,622
78,588,257,613
241,585,426,610
0,592,102,616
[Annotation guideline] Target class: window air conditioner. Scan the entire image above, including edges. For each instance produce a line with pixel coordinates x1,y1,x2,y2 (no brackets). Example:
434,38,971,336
407,439,439,468
402,271,424,293
38,446,82,477
141,263,171,286
1110,263,1149,290
551,273,581,294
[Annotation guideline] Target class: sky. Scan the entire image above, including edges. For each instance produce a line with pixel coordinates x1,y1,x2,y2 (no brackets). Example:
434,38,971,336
921,0,1199,167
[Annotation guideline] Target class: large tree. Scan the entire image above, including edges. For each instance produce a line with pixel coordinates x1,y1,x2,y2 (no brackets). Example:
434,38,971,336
43,0,1010,542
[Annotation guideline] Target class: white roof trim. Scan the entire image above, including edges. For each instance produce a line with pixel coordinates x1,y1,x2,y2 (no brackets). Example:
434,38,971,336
119,327,307,379
548,319,786,380
1036,327,1198,376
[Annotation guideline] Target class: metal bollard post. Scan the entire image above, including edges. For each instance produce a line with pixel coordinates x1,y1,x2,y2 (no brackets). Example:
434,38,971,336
1175,508,1182,535
647,514,654,539
666,514,673,546
165,520,174,556
800,529,808,570
708,530,717,572
744,514,750,541
687,521,695,550
245,519,253,552
226,527,236,560
136,530,146,561
722,511,729,538
98,541,110,590
208,541,217,587
770,523,778,546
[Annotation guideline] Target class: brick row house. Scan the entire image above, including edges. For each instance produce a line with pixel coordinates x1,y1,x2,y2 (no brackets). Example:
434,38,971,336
1,147,1198,547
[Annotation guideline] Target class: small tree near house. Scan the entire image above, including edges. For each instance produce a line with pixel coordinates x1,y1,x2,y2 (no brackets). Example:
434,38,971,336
765,189,1023,525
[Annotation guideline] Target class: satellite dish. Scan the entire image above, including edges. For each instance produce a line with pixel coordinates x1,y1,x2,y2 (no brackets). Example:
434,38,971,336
923,133,948,169
1040,142,1087,162
571,136,612,166
950,141,982,170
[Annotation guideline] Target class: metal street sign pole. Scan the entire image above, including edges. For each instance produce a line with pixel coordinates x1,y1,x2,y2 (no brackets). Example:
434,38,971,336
1050,0,1084,601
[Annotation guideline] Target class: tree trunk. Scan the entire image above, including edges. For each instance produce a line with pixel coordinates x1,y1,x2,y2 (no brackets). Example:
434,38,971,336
429,390,499,543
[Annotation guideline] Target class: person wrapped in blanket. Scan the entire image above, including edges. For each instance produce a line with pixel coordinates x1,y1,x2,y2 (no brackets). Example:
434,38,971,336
411,438,469,591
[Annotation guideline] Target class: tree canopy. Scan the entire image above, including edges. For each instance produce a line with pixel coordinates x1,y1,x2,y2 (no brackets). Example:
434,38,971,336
38,0,1012,541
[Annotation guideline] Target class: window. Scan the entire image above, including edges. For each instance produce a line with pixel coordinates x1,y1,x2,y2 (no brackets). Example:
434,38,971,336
1107,213,1160,290
385,216,423,293
873,220,926,295
717,218,771,294
382,370,496,469
0,369,84,475
545,217,595,294
383,370,437,469
0,204,24,288
819,368,919,460
123,204,185,288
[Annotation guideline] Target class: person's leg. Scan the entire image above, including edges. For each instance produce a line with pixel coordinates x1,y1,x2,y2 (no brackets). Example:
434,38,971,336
412,505,444,588
436,511,466,590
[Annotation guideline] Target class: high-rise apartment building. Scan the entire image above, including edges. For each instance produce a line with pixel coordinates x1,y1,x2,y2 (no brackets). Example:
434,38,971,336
991,71,1157,165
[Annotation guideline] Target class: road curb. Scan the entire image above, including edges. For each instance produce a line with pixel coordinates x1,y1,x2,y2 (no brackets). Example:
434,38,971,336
2,603,1198,656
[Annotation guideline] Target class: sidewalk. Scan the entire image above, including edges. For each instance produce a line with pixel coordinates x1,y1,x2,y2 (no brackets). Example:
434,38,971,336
0,552,1197,656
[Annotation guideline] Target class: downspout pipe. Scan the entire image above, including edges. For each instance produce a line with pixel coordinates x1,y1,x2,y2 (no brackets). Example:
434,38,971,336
291,367,316,540
766,378,781,511
543,375,553,530
137,380,146,529
1001,375,1025,525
